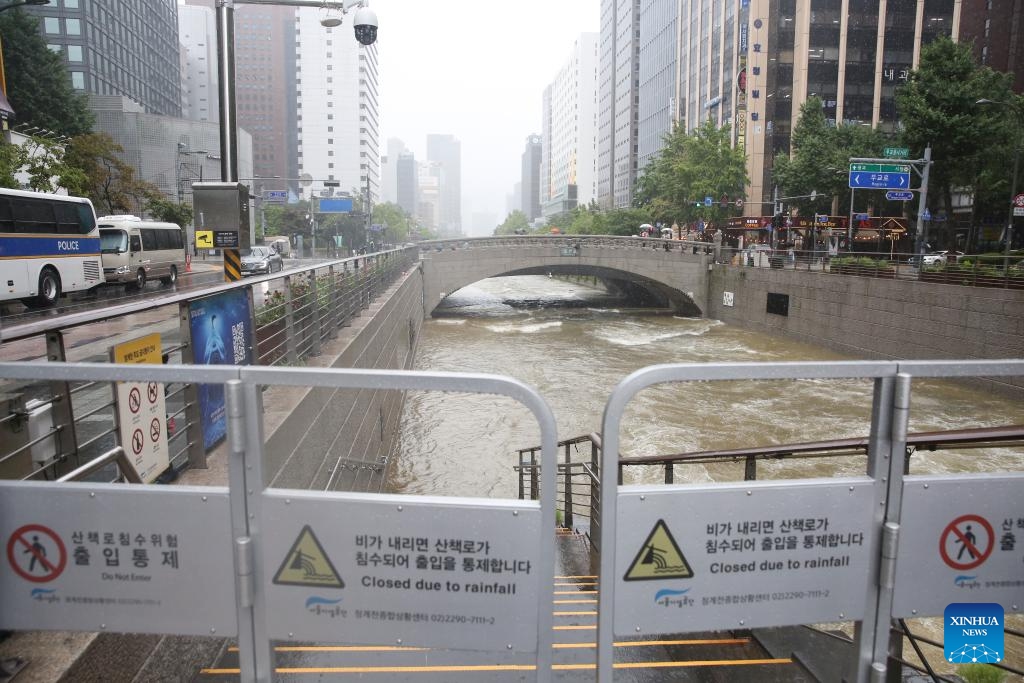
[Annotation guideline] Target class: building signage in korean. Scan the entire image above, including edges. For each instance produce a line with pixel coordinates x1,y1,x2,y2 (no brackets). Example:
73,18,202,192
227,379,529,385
111,334,168,483
614,479,876,634
261,490,541,651
892,474,1024,618
0,481,236,635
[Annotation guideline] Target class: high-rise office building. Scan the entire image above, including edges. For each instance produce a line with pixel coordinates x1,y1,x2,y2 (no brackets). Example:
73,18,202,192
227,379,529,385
295,11,380,203
521,135,543,220
381,138,407,205
631,0,961,209
597,0,641,209
178,3,217,123
232,4,296,188
396,151,418,217
27,0,182,117
958,0,1024,93
426,134,462,237
541,33,599,216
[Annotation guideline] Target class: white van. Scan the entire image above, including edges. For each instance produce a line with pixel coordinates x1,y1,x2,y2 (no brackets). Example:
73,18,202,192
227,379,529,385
98,216,187,289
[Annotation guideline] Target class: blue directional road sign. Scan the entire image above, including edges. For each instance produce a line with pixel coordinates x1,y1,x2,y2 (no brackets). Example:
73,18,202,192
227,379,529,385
704,196,713,207
848,163,911,190
886,191,914,201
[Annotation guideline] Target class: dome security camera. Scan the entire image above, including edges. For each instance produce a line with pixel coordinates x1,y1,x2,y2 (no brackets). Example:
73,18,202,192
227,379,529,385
353,5,378,45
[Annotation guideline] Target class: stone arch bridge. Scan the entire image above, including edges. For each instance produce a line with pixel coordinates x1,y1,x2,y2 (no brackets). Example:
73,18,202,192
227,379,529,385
418,235,713,315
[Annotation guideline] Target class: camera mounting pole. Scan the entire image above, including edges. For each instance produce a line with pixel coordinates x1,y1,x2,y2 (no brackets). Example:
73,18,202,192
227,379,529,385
213,0,376,285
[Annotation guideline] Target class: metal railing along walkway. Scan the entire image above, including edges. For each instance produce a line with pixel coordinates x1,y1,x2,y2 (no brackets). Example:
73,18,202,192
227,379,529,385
0,248,417,482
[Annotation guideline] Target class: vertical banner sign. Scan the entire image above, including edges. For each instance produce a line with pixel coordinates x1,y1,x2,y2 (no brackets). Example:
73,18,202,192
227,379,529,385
111,334,169,483
187,289,253,450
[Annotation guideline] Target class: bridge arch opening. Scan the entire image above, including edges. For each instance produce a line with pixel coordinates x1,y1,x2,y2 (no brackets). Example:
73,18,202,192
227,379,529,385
432,267,703,318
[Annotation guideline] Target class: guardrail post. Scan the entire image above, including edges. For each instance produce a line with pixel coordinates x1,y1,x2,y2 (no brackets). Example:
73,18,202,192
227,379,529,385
283,275,298,364
178,302,207,469
326,265,339,339
530,449,538,501
590,437,601,553
744,454,757,480
563,442,573,528
44,330,79,472
309,270,323,357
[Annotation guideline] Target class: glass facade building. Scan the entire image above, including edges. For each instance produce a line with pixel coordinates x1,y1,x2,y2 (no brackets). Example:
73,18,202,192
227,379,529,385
30,0,182,117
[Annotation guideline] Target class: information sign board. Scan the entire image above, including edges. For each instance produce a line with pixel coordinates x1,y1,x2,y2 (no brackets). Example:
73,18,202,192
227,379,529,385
884,147,909,158
318,198,354,214
213,231,239,248
849,168,911,190
0,481,236,635
892,474,1024,618
886,191,914,202
261,490,541,651
112,334,168,483
263,190,288,203
613,478,876,635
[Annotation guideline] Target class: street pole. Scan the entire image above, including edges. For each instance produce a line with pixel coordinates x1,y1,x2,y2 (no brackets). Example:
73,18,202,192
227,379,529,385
914,145,932,256
1004,133,1020,271
848,188,855,249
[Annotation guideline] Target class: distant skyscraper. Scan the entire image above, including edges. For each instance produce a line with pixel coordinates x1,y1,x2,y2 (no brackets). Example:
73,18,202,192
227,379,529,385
426,134,462,236
26,0,182,116
597,0,640,209
295,12,380,203
416,161,442,232
382,138,407,205
232,4,296,189
396,151,418,217
521,135,543,220
541,33,599,217
178,4,217,123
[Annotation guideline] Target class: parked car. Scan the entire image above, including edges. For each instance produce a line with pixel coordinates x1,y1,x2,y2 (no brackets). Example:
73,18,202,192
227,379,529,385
241,246,284,275
909,250,963,267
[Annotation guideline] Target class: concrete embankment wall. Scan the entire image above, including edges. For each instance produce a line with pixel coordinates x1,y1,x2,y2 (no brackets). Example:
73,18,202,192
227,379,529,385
705,265,1024,394
261,264,426,490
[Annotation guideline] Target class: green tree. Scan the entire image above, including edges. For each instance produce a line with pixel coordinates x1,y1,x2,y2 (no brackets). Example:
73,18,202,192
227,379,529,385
774,96,887,218
495,210,530,235
145,194,193,226
64,133,158,215
0,9,93,137
372,202,412,243
635,119,747,229
896,36,1014,232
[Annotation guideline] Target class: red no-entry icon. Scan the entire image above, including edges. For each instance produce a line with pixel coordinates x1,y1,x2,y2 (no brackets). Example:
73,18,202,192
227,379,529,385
7,524,66,583
128,386,142,414
939,514,994,571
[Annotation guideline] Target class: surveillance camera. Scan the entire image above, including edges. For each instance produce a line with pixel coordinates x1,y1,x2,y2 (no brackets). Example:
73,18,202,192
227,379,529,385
353,5,378,45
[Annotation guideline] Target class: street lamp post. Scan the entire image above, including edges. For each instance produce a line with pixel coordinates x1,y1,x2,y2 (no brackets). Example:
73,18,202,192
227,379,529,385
977,98,1023,270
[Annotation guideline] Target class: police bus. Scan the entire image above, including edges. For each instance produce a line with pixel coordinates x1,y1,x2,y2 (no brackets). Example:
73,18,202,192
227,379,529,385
0,188,104,307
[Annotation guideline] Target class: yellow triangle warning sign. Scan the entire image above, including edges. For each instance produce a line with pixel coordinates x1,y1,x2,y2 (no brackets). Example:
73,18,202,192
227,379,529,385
273,525,344,588
623,519,694,581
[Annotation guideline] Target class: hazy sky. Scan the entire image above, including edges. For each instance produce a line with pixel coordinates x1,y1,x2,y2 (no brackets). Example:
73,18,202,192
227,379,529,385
375,0,600,235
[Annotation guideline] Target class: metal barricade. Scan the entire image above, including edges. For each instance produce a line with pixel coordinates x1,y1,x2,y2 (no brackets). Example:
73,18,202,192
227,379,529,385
0,361,559,683
595,359,1024,682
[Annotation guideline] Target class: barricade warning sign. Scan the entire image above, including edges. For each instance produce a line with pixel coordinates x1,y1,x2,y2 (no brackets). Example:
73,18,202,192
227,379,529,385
624,519,693,580
273,525,344,588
